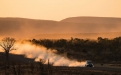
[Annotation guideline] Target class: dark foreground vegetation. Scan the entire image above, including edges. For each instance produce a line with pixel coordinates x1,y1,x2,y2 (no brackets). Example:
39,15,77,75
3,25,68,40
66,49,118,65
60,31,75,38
31,37,121,64
1,37,121,75
0,60,121,75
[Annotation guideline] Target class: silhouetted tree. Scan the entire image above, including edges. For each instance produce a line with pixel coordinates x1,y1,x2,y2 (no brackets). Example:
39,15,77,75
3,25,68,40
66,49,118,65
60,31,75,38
0,37,16,65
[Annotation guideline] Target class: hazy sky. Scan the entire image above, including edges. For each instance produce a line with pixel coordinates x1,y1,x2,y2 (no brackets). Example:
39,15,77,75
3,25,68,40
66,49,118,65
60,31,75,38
0,0,121,21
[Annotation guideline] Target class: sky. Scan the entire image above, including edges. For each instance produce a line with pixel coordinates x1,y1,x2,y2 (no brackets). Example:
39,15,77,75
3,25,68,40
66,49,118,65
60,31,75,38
0,0,121,21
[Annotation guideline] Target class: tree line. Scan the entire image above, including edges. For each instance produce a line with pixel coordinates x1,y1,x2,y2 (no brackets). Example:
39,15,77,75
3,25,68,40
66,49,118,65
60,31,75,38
31,37,121,63
1,37,121,64
1,37,121,75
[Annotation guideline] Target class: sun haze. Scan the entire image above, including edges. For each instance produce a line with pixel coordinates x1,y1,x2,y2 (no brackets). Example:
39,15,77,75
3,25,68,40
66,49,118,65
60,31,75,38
0,0,121,21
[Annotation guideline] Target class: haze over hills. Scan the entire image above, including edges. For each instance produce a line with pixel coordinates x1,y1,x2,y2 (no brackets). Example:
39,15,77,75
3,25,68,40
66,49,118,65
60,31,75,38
60,17,121,33
0,16,121,39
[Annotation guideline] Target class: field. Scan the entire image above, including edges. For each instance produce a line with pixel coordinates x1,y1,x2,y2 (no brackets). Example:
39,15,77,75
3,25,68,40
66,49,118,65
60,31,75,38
0,62,121,75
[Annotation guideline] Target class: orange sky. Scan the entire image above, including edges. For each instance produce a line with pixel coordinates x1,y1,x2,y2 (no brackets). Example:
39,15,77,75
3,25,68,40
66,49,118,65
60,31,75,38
0,0,121,21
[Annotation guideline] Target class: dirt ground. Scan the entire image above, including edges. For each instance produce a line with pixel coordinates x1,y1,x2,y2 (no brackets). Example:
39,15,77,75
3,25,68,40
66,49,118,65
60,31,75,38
0,62,121,75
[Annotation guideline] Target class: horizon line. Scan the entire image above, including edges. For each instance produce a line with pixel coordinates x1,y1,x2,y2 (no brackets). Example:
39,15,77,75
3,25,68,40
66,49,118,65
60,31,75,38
1,16,121,21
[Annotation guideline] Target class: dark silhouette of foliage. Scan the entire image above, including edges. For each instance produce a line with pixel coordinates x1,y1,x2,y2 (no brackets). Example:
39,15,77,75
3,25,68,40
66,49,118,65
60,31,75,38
0,37,16,66
31,37,121,63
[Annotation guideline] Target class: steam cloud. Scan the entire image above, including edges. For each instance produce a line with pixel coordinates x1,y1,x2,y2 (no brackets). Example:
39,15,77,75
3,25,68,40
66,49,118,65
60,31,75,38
10,41,85,67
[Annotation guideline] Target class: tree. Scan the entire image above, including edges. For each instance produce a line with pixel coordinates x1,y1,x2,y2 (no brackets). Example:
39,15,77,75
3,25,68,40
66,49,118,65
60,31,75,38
0,37,16,64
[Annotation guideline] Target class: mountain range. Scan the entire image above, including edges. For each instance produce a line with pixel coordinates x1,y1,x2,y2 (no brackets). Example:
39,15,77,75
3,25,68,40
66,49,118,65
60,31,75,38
0,16,121,39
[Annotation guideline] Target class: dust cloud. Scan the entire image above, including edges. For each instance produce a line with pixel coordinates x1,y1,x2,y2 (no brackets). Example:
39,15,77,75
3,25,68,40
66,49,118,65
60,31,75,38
10,41,85,67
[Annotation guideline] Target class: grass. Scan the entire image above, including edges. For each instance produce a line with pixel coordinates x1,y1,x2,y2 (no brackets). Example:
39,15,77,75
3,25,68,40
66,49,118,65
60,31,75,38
0,52,121,75
0,62,121,75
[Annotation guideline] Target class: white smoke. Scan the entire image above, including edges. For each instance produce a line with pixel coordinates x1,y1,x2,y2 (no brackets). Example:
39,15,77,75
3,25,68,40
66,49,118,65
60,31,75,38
10,41,86,67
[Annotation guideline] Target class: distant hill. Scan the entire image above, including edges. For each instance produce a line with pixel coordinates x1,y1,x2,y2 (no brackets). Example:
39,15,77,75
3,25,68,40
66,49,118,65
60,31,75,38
33,32,121,39
0,17,121,39
61,16,121,24
0,17,58,38
60,16,121,33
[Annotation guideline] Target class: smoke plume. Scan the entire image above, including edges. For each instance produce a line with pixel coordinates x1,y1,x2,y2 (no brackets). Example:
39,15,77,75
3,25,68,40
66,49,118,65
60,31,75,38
10,41,85,67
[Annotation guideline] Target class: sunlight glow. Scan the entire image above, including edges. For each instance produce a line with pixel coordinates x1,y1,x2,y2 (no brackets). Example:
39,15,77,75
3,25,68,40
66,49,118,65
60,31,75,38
0,0,121,21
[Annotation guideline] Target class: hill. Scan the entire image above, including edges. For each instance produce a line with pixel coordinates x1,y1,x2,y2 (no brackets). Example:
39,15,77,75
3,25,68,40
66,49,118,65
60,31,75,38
60,16,121,33
0,17,121,39
33,32,121,39
0,17,58,39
